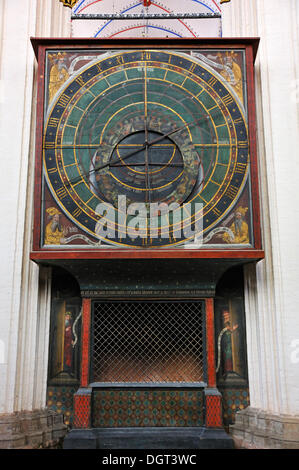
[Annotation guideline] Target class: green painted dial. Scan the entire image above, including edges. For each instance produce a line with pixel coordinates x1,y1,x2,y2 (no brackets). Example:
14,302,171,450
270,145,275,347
43,49,249,247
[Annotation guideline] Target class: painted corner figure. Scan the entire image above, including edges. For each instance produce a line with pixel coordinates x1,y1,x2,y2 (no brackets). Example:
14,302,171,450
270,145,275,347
48,52,69,104
45,207,68,245
222,206,249,244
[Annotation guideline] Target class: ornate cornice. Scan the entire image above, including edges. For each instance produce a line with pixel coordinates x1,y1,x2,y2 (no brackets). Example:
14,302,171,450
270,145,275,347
60,0,79,8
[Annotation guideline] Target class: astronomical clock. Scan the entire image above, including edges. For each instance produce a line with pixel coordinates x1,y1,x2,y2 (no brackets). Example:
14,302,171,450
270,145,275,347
31,38,262,258
31,38,263,448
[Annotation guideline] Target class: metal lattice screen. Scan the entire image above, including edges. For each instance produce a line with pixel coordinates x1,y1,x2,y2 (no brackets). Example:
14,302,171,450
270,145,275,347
92,301,205,383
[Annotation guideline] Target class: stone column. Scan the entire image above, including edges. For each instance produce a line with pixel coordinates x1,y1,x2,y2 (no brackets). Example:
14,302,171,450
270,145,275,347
222,0,299,448
0,0,71,448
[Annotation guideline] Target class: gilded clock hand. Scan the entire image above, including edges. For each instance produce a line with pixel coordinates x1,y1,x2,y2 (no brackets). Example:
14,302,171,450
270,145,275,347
94,119,197,173
95,119,195,170
64,119,199,188
63,144,149,188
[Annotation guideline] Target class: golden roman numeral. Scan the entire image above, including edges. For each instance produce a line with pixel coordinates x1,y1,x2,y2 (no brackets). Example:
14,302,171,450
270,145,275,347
235,162,247,174
75,76,85,87
72,208,82,218
238,141,248,148
56,187,68,200
208,77,217,86
234,117,243,124
142,51,151,61
48,117,59,127
226,185,239,200
57,93,71,107
116,55,125,65
44,141,55,149
189,63,196,73
212,207,221,217
223,94,234,106
142,237,149,246
48,167,58,175
95,63,102,73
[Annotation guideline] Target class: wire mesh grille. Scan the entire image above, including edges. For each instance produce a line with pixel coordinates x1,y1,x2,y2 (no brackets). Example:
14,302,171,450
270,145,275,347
92,301,204,383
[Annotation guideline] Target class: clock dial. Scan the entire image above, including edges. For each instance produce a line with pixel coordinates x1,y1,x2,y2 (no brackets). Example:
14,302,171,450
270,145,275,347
43,49,249,247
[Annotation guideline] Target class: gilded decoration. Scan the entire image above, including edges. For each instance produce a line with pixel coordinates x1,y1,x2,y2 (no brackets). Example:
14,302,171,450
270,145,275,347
45,207,69,245
48,52,69,105
222,207,249,244
60,0,79,7
218,51,244,102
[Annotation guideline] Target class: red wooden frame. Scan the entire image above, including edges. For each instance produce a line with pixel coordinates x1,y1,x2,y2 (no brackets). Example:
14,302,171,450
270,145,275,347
204,298,223,427
205,298,216,388
30,37,263,262
81,298,91,387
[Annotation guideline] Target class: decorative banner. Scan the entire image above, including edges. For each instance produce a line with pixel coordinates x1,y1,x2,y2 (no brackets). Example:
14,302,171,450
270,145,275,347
60,0,79,8
203,227,235,244
64,234,101,246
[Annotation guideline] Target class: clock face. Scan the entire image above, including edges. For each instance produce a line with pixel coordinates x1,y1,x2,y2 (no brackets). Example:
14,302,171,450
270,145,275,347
43,49,249,248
